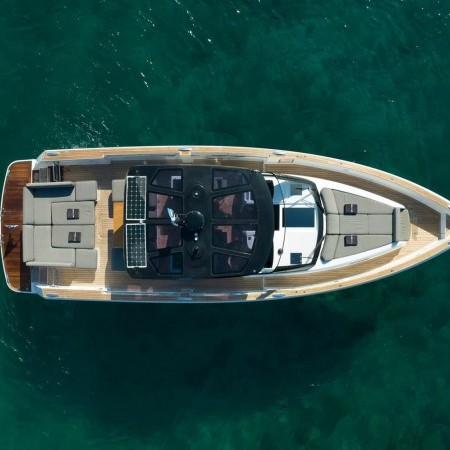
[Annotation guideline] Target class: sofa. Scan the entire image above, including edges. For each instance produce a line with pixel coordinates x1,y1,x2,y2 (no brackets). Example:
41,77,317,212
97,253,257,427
320,188,411,261
22,181,98,269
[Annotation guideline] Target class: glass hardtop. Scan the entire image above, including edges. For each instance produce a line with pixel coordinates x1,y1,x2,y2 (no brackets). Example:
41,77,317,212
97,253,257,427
123,165,274,278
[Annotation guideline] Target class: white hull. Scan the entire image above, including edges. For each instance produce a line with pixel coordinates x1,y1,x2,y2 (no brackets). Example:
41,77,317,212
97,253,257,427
1,146,449,302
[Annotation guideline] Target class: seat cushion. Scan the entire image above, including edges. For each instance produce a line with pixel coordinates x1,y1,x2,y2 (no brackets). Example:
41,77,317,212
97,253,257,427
75,181,98,201
23,185,75,225
321,235,338,261
326,214,340,234
22,225,34,262
22,188,35,225
368,214,393,235
329,190,394,215
394,208,411,241
112,179,125,202
321,189,338,214
51,225,95,249
52,201,95,225
75,249,98,269
28,225,75,267
339,215,369,235
334,235,393,259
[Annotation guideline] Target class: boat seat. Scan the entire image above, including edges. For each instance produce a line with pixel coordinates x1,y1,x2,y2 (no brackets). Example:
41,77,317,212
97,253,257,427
75,249,98,269
23,181,98,225
22,224,97,268
112,179,125,202
394,207,411,241
22,180,99,268
326,214,394,235
51,225,95,249
23,182,76,225
321,188,394,215
322,235,393,261
75,180,97,201
320,188,411,261
23,225,75,267
51,201,95,225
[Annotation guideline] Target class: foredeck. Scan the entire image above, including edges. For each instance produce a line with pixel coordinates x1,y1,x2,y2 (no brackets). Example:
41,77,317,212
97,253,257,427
1,161,32,292
34,149,449,302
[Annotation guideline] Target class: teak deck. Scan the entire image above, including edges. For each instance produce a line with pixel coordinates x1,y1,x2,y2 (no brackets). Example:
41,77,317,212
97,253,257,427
1,161,32,292
2,147,450,301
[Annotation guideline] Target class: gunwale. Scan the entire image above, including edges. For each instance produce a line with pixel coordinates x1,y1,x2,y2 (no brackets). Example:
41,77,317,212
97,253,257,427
3,147,450,301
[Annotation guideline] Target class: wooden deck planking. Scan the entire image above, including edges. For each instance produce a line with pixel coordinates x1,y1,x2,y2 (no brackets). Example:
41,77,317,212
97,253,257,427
1,161,32,292
112,202,124,248
39,156,448,302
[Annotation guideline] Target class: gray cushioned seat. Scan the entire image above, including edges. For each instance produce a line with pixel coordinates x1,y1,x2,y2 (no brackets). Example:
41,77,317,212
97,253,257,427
26,225,75,267
23,187,36,225
51,225,95,249
321,189,339,214
334,235,393,259
75,181,97,201
75,249,98,269
368,215,393,235
52,201,95,225
326,214,340,235
22,224,34,262
321,235,339,261
322,234,393,261
394,208,411,241
327,214,395,236
321,188,394,214
112,179,125,202
320,188,410,261
339,215,369,235
23,184,75,225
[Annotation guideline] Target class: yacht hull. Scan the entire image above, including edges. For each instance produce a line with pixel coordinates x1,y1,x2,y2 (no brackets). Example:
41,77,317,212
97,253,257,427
1,146,449,302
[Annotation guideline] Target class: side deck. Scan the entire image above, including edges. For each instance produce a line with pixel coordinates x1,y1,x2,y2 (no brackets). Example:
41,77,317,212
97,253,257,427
1,161,32,292
32,148,450,301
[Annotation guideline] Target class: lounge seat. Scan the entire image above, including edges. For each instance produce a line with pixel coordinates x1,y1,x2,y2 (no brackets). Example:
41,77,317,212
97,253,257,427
75,180,97,201
321,188,394,215
321,235,393,261
112,179,125,202
320,188,411,261
326,214,395,235
23,181,98,225
23,182,75,225
394,208,411,241
75,249,98,269
22,180,99,268
52,201,95,225
51,225,95,249
23,225,75,267
23,225,97,268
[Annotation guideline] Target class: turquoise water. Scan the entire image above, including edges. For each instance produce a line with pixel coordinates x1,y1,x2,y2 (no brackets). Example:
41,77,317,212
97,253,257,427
1,0,450,448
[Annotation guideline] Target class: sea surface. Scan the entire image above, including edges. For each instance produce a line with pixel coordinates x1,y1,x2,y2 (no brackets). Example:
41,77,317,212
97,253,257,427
1,1,450,448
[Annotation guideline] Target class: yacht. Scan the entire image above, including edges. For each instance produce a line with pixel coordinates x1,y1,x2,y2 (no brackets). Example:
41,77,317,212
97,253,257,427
1,146,449,302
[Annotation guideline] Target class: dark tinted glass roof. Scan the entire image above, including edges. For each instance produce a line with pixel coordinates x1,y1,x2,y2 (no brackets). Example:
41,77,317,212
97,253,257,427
124,165,274,278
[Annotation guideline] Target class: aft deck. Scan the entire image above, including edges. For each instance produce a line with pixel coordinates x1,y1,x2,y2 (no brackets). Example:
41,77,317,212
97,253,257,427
33,149,449,301
1,161,32,292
